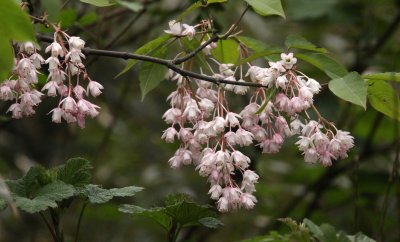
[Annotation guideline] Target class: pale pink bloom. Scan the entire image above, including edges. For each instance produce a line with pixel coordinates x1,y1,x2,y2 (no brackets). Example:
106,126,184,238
302,120,321,136
48,68,66,84
217,196,229,212
62,112,77,123
240,103,260,118
335,130,354,149
7,103,23,119
269,61,286,73
74,85,86,99
280,52,297,69
250,125,267,142
178,127,193,143
319,152,334,167
42,81,59,97
199,98,214,113
275,93,290,112
306,78,321,94
296,136,311,151
235,128,254,147
290,96,305,113
29,53,44,69
290,119,303,135
213,116,227,133
201,41,217,55
20,91,42,106
275,116,288,133
21,42,36,55
0,84,14,100
226,112,241,127
299,86,313,102
68,36,85,50
276,75,288,89
223,76,237,91
231,151,250,169
219,63,235,77
21,104,35,116
209,185,222,200
183,99,200,122
66,49,85,64
57,84,69,97
222,187,241,207
214,150,230,166
304,148,318,163
182,24,196,40
312,132,330,154
45,56,60,70
260,139,281,154
87,81,103,97
68,63,80,76
246,66,263,83
45,42,63,57
61,96,77,113
240,193,257,209
50,107,64,123
17,58,35,77
164,20,182,35
234,79,249,95
224,131,237,145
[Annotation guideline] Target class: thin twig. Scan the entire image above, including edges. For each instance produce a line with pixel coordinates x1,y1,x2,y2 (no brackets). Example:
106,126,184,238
74,201,88,242
40,212,57,242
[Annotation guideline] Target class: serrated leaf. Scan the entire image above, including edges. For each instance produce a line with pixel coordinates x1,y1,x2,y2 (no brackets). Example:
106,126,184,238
119,204,172,230
212,39,240,64
328,72,367,109
116,34,171,78
198,217,224,228
0,0,36,80
367,80,400,121
347,232,376,242
177,0,227,20
109,186,143,197
296,53,348,79
57,158,92,187
14,181,75,213
303,218,324,240
166,201,215,226
139,47,168,100
362,72,400,82
244,0,285,18
285,35,327,53
117,0,143,12
80,0,116,7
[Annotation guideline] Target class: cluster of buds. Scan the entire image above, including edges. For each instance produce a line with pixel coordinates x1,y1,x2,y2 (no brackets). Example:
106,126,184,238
162,20,354,212
0,30,103,128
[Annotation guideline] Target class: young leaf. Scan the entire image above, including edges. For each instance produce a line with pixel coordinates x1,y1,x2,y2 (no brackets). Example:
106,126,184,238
285,35,327,53
119,204,172,230
116,34,171,78
117,0,143,12
177,0,227,20
212,39,240,64
347,232,376,242
303,218,324,240
78,12,98,26
56,157,92,187
328,72,367,109
109,186,143,197
80,0,116,7
362,72,400,82
0,0,36,80
82,184,142,204
367,80,400,121
320,224,339,242
244,0,285,18
139,47,168,100
198,217,224,229
296,53,348,79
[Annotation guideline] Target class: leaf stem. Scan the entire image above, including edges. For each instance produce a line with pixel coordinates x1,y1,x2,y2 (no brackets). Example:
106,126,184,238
74,201,88,242
40,211,57,242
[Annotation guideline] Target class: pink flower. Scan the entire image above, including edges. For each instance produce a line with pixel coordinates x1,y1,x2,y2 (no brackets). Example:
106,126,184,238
162,127,178,143
7,103,23,119
240,193,257,209
209,185,222,200
50,107,64,123
45,42,64,57
42,81,59,97
182,24,196,40
61,96,77,113
236,128,254,147
162,108,181,124
87,81,104,97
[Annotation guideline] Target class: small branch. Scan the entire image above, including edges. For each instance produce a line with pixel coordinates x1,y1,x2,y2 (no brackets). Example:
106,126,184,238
172,33,218,65
74,201,88,242
40,212,57,242
220,4,249,40
36,34,268,88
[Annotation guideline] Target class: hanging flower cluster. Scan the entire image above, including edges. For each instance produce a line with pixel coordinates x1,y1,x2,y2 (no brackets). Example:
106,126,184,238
0,30,103,128
162,20,354,212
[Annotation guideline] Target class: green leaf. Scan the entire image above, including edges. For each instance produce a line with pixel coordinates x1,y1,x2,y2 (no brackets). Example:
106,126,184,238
0,0,36,80
41,0,62,21
177,0,227,20
285,0,337,20
285,35,327,53
57,9,78,29
116,34,171,78
117,0,143,12
82,184,142,204
14,181,75,213
244,0,285,18
80,0,116,7
367,80,400,121
119,204,172,230
139,47,168,100
56,157,92,187
296,53,348,79
347,232,376,242
198,217,224,228
320,224,338,242
212,39,240,64
237,36,282,53
328,72,367,109
362,72,400,82
78,12,98,26
303,218,324,241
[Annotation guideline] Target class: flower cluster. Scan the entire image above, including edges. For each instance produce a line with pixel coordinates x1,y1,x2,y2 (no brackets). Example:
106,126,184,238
0,31,103,128
162,35,354,212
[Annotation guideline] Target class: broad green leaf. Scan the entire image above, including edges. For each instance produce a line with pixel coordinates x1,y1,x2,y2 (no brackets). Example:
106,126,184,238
139,47,168,100
177,0,227,20
236,50,282,66
80,0,116,7
78,12,98,26
285,35,327,53
347,232,376,242
328,72,367,109
56,157,92,187
41,0,62,21
180,38,212,73
165,201,215,226
0,199,6,211
320,224,338,242
14,181,75,213
6,166,45,197
198,217,224,228
82,184,142,204
303,218,324,240
117,0,143,12
367,80,400,121
0,0,36,80
362,72,400,82
116,34,171,78
119,204,172,230
237,36,282,53
57,9,78,29
296,53,348,79
244,0,285,18
212,39,240,64
285,0,337,20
